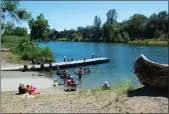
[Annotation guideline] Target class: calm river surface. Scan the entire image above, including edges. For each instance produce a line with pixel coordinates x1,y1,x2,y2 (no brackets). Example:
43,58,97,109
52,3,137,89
39,42,168,89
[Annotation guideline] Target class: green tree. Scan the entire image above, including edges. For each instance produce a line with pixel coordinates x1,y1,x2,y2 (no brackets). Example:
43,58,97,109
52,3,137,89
93,16,102,28
29,14,50,42
72,32,82,42
101,9,118,42
3,21,14,35
115,33,123,43
11,27,28,37
93,16,102,42
49,28,58,41
121,14,147,40
1,0,31,23
106,9,118,25
109,23,120,42
145,11,168,38
122,32,130,42
101,22,111,42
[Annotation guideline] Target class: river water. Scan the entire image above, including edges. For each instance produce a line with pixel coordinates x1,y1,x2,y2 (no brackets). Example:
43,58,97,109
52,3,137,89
39,42,168,89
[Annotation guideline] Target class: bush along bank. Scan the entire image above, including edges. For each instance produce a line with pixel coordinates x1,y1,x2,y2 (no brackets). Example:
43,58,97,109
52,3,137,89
128,36,168,46
1,35,55,63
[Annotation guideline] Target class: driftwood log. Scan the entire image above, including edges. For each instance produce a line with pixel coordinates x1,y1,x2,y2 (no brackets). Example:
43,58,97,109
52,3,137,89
134,54,168,88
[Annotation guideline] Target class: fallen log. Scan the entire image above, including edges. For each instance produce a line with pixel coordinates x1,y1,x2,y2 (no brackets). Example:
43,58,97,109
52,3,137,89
134,54,168,88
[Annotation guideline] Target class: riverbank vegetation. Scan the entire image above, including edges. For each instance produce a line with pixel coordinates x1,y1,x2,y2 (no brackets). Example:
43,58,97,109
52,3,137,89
1,0,55,63
2,35,55,63
128,36,168,46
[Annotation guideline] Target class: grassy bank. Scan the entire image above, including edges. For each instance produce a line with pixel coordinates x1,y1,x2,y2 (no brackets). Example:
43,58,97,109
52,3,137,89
128,38,168,46
1,35,55,64
1,52,28,64
2,83,168,113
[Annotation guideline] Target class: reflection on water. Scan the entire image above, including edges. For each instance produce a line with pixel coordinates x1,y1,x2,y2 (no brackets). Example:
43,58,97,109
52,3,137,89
40,42,168,89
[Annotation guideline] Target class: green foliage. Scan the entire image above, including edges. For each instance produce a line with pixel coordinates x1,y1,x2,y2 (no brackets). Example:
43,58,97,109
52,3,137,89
122,32,130,42
128,38,168,46
21,47,55,61
93,16,102,28
115,33,124,43
2,35,55,62
1,0,31,23
29,13,50,42
53,10,167,44
72,32,82,42
106,9,117,25
3,26,28,37
93,16,102,42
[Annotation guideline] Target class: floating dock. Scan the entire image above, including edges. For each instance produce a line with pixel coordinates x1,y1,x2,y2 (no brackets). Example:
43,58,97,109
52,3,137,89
1,57,110,71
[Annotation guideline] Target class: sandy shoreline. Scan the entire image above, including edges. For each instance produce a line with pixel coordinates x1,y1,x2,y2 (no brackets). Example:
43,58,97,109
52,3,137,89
1,58,61,92
1,58,168,113
1,71,57,91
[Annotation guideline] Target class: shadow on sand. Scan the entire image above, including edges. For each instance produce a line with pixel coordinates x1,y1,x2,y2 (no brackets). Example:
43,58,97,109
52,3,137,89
127,86,168,98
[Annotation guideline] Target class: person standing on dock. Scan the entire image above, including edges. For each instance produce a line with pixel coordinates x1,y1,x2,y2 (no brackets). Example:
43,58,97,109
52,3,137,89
71,58,73,61
64,56,66,62
92,53,94,59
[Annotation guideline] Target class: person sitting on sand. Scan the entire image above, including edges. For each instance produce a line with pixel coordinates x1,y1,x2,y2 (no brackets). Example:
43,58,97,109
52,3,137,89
26,85,40,95
18,82,26,94
102,81,110,89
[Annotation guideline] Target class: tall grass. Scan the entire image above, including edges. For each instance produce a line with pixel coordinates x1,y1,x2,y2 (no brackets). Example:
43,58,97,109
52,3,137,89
128,38,168,46
79,77,138,96
114,77,135,94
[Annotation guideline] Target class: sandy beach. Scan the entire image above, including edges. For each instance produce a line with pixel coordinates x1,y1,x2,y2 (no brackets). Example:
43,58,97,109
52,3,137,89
1,71,56,91
1,58,61,92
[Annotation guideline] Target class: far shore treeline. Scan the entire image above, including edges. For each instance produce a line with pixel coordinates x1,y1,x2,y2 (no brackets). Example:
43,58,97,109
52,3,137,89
1,0,168,63
51,10,168,44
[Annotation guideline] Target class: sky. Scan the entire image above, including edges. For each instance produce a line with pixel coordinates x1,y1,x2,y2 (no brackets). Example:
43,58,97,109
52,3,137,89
17,1,168,32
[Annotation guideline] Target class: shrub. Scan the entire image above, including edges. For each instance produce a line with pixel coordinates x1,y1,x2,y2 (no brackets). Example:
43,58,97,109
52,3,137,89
2,35,55,62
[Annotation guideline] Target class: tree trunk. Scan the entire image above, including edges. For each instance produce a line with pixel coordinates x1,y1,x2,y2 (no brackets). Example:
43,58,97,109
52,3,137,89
134,54,168,88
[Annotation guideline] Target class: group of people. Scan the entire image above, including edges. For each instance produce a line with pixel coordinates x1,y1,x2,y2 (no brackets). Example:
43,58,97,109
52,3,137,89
64,56,73,62
58,68,78,91
31,58,51,65
74,68,91,77
18,82,40,95
56,66,110,91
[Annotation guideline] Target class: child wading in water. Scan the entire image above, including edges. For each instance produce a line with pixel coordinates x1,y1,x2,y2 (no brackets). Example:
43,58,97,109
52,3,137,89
102,81,110,89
